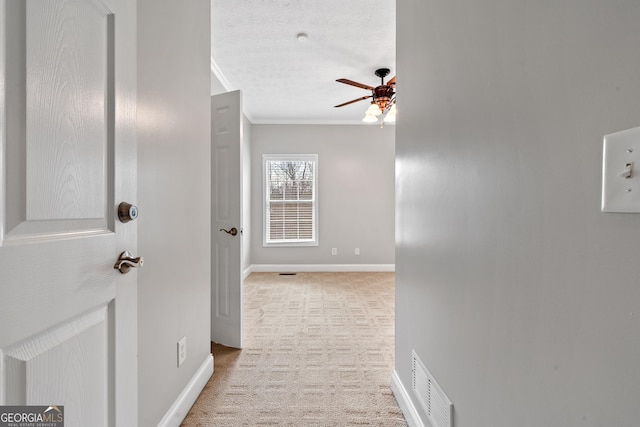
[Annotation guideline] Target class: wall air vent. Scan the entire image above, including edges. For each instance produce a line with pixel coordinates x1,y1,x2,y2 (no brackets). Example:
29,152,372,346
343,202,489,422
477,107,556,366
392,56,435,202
412,350,453,427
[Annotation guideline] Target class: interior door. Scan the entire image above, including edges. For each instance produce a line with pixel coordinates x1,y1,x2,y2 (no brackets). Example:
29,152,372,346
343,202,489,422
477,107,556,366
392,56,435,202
0,0,137,426
211,90,243,349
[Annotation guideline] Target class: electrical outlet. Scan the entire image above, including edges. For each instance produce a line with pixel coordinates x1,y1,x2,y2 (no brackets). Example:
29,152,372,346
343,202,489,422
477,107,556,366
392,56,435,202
355,248,360,255
177,336,187,367
331,248,337,256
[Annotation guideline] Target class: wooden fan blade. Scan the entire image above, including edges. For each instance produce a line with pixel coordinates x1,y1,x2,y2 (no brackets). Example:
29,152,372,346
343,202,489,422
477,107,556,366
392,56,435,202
334,95,372,108
387,75,396,86
336,78,375,91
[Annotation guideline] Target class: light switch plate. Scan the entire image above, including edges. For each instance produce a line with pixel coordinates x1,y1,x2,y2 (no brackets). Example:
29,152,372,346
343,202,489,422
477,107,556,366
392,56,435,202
602,126,640,212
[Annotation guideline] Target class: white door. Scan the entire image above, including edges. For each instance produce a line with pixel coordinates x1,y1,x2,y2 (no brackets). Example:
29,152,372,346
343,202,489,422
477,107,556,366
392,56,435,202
211,90,243,349
0,0,137,426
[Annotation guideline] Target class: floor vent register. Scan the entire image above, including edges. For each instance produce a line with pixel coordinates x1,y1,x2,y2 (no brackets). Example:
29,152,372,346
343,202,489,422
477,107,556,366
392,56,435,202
412,350,453,427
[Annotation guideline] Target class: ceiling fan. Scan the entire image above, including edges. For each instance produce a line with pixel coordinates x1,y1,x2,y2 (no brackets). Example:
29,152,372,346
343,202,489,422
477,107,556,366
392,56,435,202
335,68,396,122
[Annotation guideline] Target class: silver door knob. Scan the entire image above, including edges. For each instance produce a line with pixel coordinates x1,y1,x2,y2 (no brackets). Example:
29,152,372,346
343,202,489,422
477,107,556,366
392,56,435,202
118,202,139,223
220,227,238,236
114,251,144,274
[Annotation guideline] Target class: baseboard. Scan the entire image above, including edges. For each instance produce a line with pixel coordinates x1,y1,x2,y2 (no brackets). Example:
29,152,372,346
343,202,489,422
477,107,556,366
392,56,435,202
392,370,428,427
242,264,253,280
157,354,214,427
249,264,395,273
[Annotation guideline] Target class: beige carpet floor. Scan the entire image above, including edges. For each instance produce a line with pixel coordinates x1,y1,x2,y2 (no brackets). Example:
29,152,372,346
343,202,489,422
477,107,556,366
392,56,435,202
181,272,407,426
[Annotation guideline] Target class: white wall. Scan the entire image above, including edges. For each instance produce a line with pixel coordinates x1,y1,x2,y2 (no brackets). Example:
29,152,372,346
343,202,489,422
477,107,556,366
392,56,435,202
251,124,395,267
395,1,640,426
137,1,211,425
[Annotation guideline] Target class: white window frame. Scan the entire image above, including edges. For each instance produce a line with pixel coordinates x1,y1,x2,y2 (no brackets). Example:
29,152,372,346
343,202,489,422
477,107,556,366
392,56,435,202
263,154,318,247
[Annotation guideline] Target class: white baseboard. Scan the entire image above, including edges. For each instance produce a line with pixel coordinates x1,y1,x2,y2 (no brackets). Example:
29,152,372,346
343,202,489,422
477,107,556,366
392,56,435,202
392,370,428,427
157,354,214,427
242,265,253,280
248,264,395,273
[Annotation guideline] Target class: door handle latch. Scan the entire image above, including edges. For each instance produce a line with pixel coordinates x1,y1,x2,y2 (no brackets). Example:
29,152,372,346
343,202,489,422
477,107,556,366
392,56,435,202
219,227,238,236
114,251,144,274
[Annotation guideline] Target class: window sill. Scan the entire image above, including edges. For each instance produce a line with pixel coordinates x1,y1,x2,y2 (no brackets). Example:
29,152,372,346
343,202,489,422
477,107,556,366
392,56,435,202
263,241,318,248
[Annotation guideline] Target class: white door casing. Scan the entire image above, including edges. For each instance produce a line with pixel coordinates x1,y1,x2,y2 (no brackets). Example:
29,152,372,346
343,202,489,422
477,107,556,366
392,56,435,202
0,0,137,426
211,91,243,349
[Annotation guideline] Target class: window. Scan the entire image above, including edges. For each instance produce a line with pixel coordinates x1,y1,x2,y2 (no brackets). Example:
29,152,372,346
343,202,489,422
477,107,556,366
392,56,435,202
263,154,318,246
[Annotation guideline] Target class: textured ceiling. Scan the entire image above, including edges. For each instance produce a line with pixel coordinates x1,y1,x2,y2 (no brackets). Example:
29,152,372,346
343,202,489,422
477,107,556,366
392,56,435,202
211,0,396,124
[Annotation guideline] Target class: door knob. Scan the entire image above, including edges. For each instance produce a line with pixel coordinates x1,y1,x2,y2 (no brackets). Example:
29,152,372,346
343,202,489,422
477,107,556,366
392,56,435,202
219,227,238,236
118,202,139,223
114,251,144,274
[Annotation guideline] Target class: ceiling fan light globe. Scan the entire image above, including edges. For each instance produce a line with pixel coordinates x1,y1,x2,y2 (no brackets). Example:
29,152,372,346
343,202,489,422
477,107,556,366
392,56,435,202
366,103,382,116
362,113,378,123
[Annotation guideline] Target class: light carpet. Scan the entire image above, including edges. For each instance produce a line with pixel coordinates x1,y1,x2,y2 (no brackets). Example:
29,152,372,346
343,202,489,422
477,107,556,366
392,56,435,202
181,272,407,426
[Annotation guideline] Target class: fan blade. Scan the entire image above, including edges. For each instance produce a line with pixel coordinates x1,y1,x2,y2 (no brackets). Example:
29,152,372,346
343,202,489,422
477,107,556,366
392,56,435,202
334,95,372,108
336,78,375,91
387,75,396,86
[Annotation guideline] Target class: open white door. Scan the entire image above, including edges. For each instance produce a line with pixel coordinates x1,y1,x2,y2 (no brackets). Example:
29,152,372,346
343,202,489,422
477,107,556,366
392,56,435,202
0,0,137,426
211,90,243,349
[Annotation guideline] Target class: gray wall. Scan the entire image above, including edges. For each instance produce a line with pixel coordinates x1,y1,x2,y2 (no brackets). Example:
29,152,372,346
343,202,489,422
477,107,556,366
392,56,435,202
137,1,211,425
251,124,395,266
211,71,227,95
395,1,640,426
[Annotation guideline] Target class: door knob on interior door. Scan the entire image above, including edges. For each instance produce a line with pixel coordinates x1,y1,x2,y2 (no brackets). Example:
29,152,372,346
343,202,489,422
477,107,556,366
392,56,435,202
219,227,238,236
114,251,144,274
